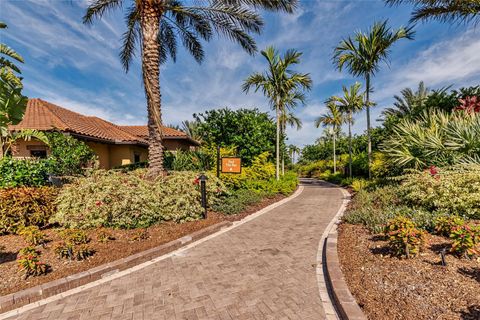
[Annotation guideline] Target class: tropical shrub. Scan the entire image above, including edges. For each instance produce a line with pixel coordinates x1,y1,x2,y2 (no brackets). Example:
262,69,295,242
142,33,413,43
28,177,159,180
398,165,480,219
46,133,96,175
163,150,212,171
386,217,427,258
18,226,48,246
96,229,115,242
212,189,264,215
434,216,465,237
17,247,49,278
53,170,226,229
58,229,90,245
0,186,58,234
450,224,480,258
0,157,52,187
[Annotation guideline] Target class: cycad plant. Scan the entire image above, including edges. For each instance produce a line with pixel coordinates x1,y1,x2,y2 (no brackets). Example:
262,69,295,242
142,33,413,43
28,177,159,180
382,81,430,119
333,20,414,178
83,0,297,177
385,0,480,25
243,46,311,180
328,82,364,177
381,110,480,169
315,102,345,174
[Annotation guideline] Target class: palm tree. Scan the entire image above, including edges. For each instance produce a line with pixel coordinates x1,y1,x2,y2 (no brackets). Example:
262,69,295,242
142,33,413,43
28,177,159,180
280,110,302,175
381,81,430,118
328,82,364,178
83,0,297,177
385,0,480,25
243,46,312,180
315,102,344,174
333,20,414,178
0,22,24,86
181,120,202,143
288,144,300,164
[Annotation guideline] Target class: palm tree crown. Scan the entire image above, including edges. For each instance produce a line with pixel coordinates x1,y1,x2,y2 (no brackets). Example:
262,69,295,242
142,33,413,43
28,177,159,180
382,81,430,118
243,46,311,179
0,22,24,86
83,0,298,176
385,0,480,25
315,102,344,131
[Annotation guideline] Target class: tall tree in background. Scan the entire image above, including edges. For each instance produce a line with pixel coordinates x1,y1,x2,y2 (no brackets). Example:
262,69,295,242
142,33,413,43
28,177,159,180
83,0,297,177
280,110,302,174
385,0,480,25
333,20,414,178
243,46,311,180
328,82,364,178
288,144,300,164
315,103,344,174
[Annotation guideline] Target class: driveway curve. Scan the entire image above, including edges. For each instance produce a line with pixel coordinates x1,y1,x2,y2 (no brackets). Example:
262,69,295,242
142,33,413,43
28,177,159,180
10,180,344,320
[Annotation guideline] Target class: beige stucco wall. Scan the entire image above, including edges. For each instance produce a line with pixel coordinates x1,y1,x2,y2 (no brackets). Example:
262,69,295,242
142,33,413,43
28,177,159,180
85,142,110,169
11,139,50,158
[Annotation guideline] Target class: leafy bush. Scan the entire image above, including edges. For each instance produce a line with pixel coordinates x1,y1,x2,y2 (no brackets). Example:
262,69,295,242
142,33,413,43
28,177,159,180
212,189,264,215
386,217,427,258
398,165,480,219
58,229,90,245
54,241,95,261
18,226,48,246
163,150,212,171
17,247,49,278
434,216,465,237
53,170,227,229
0,187,58,234
128,229,150,241
46,133,96,175
450,224,480,258
350,178,369,192
0,157,52,187
96,229,115,242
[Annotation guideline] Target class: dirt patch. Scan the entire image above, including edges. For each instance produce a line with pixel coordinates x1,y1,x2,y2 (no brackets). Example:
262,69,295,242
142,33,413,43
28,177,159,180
0,194,284,296
337,223,480,320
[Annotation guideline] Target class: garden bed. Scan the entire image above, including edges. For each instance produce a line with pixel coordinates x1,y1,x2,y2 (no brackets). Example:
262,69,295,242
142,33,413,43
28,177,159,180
0,194,284,296
338,223,480,320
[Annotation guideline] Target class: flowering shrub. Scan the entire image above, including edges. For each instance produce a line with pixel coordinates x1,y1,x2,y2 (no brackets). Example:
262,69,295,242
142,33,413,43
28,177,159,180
450,224,480,258
455,96,480,113
17,247,49,278
18,226,48,246
434,216,465,237
386,217,427,258
0,187,58,234
53,170,226,229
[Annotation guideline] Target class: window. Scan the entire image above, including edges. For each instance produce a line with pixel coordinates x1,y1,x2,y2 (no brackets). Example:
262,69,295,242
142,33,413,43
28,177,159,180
134,153,141,163
30,150,47,158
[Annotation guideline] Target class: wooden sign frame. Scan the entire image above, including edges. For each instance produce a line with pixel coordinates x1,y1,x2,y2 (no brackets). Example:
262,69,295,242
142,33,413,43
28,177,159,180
221,157,242,174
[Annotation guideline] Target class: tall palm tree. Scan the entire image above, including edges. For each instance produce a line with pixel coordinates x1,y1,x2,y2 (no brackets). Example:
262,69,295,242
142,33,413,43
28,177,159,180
83,0,297,177
382,81,430,118
243,46,312,180
181,120,202,143
328,82,364,178
288,144,300,164
315,102,344,174
333,20,414,178
0,22,24,87
385,0,480,25
280,110,302,175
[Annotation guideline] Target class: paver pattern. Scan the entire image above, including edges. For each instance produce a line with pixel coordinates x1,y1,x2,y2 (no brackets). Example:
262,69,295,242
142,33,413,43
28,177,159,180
9,180,344,320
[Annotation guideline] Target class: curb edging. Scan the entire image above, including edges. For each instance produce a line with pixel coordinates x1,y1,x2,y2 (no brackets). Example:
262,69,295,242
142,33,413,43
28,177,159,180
0,221,232,314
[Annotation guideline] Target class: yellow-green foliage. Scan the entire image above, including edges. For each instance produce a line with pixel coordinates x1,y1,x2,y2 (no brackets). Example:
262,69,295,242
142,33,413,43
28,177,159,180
351,178,369,192
386,217,427,258
53,170,227,229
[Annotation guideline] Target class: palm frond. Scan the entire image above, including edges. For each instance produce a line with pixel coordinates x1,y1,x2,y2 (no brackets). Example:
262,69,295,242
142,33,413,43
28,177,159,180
83,0,123,24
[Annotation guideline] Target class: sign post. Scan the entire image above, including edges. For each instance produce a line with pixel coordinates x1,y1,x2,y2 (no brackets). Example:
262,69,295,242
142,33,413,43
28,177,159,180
221,157,242,174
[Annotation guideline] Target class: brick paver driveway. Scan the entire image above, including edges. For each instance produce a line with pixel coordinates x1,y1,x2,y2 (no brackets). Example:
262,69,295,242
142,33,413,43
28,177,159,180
10,180,344,320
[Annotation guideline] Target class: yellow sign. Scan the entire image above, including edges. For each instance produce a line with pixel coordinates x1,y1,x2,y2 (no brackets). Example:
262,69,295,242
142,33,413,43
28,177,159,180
221,157,242,174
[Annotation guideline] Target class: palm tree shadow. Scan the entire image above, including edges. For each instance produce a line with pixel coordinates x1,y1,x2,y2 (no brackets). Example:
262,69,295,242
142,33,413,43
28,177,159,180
460,305,480,320
458,267,480,283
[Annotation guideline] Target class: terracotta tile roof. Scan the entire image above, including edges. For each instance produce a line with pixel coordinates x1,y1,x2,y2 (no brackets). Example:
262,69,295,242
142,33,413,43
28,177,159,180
9,99,193,145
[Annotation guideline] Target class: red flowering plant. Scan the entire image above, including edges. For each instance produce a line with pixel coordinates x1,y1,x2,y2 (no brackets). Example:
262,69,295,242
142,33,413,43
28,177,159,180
17,247,49,278
455,96,480,113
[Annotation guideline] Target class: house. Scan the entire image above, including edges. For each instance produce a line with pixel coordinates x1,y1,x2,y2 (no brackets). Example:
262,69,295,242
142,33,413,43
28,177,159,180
9,99,199,169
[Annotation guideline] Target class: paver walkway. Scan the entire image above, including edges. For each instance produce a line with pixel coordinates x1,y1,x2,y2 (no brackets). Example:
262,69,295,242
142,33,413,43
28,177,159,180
9,180,344,320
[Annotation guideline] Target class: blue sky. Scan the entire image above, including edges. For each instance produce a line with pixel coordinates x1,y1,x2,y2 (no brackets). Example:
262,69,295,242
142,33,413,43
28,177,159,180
1,0,479,147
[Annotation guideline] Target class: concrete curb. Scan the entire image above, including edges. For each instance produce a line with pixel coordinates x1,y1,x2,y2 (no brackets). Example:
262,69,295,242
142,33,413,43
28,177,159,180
321,181,368,320
0,221,232,314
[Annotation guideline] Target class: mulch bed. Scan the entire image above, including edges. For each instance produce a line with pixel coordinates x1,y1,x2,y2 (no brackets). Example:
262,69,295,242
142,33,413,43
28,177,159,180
0,194,285,296
338,223,480,320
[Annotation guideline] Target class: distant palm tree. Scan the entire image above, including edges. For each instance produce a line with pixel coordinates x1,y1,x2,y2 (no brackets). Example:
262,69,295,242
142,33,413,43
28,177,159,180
280,110,302,175
0,22,24,86
83,0,297,177
243,46,312,180
382,81,430,118
385,0,480,25
181,120,202,143
329,82,365,178
288,144,300,164
333,20,414,178
315,103,344,174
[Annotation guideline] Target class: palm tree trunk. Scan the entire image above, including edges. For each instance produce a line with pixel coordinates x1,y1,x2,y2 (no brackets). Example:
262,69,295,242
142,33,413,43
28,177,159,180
348,111,353,178
275,104,280,181
141,2,164,178
281,152,285,175
333,126,336,174
365,73,372,179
